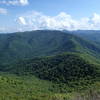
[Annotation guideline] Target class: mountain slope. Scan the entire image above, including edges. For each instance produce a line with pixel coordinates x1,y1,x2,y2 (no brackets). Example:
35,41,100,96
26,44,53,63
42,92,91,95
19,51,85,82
70,30,100,44
0,73,99,100
0,30,100,65
3,53,99,83
0,30,100,100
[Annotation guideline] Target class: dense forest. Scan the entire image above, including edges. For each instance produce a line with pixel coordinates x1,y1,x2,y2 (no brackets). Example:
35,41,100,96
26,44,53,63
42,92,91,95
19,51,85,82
2,53,99,83
0,30,99,100
0,30,100,64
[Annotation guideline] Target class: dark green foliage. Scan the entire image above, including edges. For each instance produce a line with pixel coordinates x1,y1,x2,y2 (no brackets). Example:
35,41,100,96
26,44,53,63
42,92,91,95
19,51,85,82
3,53,99,83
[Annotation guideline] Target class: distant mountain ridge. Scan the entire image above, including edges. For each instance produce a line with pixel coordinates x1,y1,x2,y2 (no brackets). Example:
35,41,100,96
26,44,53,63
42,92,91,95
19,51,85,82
63,30,100,44
0,30,100,65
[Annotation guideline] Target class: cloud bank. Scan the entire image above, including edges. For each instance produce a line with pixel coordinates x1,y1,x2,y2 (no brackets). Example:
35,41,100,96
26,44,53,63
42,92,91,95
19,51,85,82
16,11,100,31
0,0,29,6
1,11,100,33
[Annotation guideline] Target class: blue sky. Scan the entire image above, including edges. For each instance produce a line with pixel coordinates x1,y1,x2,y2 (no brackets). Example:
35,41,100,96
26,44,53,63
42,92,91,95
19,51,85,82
0,0,100,32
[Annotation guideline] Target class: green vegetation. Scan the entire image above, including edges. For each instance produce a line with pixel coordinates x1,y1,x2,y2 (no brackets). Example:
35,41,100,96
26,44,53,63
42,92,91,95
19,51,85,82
0,72,99,100
2,53,99,83
0,73,61,100
0,30,99,100
0,52,100,100
0,30,100,65
70,30,100,44
0,73,99,100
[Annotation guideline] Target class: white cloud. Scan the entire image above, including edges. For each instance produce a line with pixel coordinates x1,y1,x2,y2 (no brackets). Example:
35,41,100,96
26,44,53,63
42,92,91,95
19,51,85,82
16,11,100,31
18,17,27,25
19,0,29,5
2,11,100,33
0,8,7,14
0,0,29,6
92,13,100,24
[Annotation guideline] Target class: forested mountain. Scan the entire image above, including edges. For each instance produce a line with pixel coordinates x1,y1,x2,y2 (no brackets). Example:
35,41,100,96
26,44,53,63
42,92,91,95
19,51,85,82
2,53,99,83
0,30,100,65
69,30,100,44
0,30,100,100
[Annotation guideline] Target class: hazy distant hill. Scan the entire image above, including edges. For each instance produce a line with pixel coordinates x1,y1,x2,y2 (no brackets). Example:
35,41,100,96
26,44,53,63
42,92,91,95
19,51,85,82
69,30,100,44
